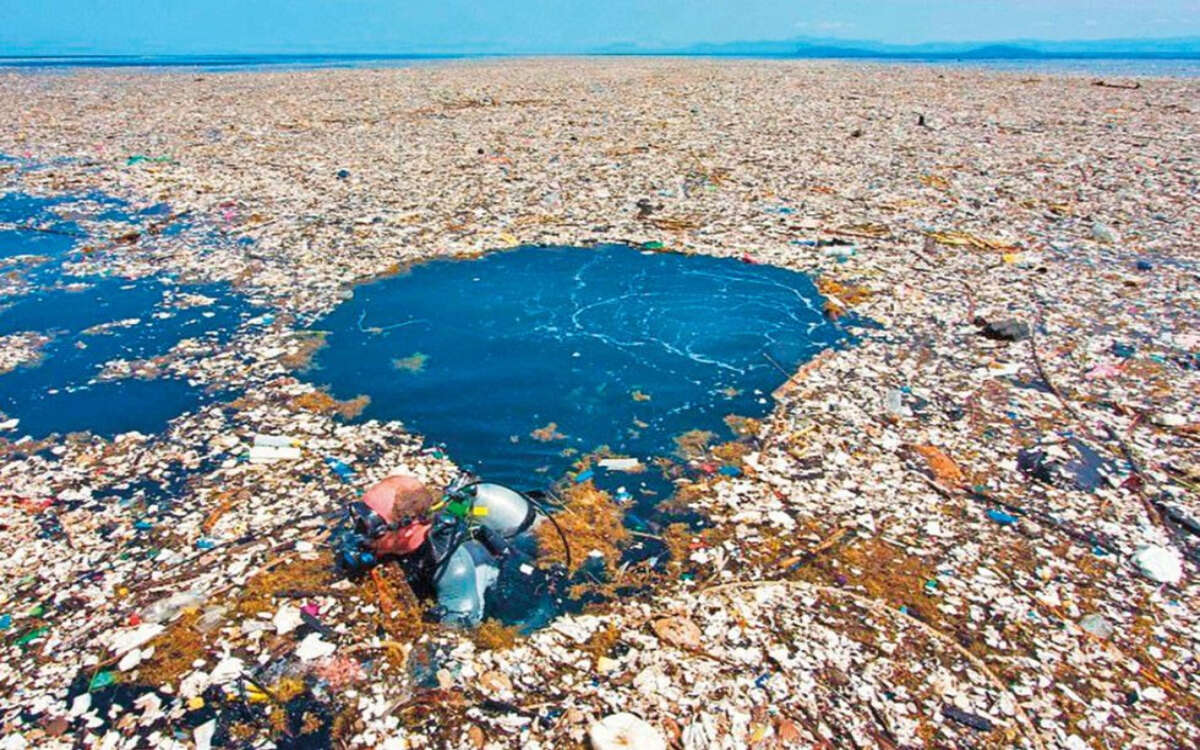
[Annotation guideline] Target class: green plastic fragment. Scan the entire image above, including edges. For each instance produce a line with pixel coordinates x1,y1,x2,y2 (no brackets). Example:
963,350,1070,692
15,626,48,646
444,499,473,519
89,670,116,691
126,154,173,166
26,604,43,618
643,241,664,250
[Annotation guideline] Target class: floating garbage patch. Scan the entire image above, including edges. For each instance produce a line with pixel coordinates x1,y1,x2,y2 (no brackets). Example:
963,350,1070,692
308,244,857,626
0,190,250,438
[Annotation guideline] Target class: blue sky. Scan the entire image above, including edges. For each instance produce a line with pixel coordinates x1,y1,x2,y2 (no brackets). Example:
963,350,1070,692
1,0,1197,54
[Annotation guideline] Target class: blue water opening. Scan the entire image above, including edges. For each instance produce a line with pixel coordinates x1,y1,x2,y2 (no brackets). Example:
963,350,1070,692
0,191,250,438
310,245,851,494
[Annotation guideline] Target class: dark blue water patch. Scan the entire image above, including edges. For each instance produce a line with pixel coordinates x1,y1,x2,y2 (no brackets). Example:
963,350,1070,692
0,190,127,225
2,378,201,439
0,227,76,261
0,184,257,437
0,191,131,265
309,244,853,492
0,277,248,437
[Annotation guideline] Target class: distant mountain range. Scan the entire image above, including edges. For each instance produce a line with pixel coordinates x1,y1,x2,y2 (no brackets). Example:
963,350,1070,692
593,36,1200,60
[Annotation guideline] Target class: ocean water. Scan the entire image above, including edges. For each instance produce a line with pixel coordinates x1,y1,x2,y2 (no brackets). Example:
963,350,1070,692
0,54,1196,77
0,53,464,73
0,191,249,438
308,244,853,498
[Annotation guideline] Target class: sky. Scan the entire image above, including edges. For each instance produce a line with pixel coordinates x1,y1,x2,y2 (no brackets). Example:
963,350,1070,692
0,0,1197,55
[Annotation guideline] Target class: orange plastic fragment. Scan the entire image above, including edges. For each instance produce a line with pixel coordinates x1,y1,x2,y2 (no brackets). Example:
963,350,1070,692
913,444,965,485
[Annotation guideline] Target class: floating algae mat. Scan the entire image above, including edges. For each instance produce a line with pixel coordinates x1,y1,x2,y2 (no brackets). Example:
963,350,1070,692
311,245,853,495
0,191,248,438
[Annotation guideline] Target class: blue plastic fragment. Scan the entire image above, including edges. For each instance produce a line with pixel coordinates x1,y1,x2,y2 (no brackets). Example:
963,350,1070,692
1135,259,1152,271
986,509,1017,525
0,614,11,630
324,457,355,481
575,468,595,483
195,538,216,550
718,465,742,477
133,520,153,531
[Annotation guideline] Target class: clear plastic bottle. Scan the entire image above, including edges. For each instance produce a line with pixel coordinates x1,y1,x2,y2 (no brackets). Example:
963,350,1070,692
140,590,206,623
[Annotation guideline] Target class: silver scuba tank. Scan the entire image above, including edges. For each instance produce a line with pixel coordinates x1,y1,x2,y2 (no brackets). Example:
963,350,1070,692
471,482,541,539
435,540,499,627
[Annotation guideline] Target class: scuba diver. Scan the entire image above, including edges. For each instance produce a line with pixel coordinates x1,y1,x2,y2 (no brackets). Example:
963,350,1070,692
331,472,569,627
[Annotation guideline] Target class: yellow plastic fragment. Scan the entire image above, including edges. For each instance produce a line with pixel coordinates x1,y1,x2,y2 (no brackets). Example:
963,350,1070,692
919,173,951,190
924,230,1018,252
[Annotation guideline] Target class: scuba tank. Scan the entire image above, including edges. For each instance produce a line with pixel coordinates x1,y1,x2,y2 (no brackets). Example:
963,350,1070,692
429,476,548,626
434,539,500,627
470,482,541,538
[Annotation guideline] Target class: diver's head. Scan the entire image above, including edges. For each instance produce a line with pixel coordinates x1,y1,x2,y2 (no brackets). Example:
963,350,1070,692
362,475,435,556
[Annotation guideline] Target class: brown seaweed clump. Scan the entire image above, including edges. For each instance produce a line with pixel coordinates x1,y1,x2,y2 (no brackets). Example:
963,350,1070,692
530,422,566,442
290,390,371,420
278,331,327,371
136,610,207,687
722,414,761,438
391,352,429,373
815,276,872,318
234,553,337,616
535,481,629,573
673,429,717,460
472,619,522,651
359,563,426,645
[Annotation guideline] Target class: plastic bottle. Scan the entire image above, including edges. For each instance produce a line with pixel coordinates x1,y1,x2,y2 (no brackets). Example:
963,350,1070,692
141,591,206,624
253,434,299,448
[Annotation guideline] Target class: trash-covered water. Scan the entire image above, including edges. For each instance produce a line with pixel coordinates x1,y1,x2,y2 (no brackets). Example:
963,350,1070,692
310,245,853,497
310,245,855,629
0,191,248,438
